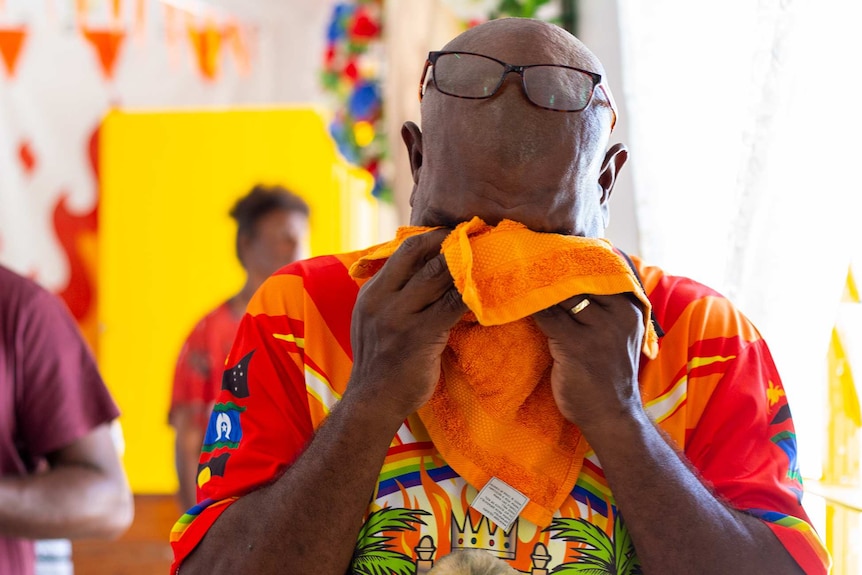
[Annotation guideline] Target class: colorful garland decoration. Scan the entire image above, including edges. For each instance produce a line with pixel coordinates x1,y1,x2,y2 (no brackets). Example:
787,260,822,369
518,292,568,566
320,0,563,203
321,0,388,200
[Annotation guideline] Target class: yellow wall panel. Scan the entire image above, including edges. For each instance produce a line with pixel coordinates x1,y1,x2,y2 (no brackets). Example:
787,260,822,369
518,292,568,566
98,107,375,493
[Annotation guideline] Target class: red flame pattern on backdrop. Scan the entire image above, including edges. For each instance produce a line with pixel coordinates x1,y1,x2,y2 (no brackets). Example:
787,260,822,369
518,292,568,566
1,1,257,346
18,139,36,175
53,193,99,350
52,126,101,352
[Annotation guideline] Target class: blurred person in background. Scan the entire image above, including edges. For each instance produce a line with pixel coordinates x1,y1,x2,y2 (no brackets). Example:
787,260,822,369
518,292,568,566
169,184,310,511
0,264,134,575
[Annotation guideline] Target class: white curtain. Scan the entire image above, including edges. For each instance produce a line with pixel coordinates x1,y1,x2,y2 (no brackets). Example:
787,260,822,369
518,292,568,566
614,0,862,477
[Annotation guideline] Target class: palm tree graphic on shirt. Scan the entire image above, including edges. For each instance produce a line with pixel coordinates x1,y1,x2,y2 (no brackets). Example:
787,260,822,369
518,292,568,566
545,513,642,575
351,507,429,575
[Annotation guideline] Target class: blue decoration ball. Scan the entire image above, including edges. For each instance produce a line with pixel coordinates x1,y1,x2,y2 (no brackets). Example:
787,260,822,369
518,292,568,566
348,81,381,121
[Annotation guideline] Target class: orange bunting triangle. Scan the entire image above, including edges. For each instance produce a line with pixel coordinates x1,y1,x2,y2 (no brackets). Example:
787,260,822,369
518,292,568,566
187,22,222,80
224,23,250,75
82,27,127,80
0,26,27,77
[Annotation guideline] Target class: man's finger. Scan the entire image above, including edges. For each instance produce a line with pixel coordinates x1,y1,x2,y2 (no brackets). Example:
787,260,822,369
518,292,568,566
423,285,468,323
532,302,582,339
374,228,451,290
402,253,458,303
568,295,592,317
532,292,604,338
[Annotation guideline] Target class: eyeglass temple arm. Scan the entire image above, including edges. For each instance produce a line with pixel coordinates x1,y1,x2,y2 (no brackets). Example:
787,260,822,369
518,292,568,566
597,83,618,130
418,60,431,102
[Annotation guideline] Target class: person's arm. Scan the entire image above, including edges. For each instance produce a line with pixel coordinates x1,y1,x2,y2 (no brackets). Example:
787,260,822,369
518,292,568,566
183,388,406,573
172,405,208,511
0,422,133,539
179,229,466,574
169,325,215,511
586,412,803,574
532,294,808,575
2,278,134,542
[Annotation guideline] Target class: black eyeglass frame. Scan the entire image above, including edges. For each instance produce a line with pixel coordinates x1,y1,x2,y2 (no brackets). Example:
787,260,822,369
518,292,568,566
419,50,617,125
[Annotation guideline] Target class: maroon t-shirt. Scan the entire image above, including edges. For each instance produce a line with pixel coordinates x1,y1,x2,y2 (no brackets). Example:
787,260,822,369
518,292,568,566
0,265,120,575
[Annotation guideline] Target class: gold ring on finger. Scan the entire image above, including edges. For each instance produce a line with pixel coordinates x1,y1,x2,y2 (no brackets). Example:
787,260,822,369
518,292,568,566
570,298,591,316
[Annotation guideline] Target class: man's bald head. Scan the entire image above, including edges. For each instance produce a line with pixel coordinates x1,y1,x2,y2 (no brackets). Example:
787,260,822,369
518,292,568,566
443,18,608,83
426,18,616,150
404,17,627,238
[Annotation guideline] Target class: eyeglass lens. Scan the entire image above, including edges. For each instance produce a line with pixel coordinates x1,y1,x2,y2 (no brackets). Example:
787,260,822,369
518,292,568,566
432,52,595,112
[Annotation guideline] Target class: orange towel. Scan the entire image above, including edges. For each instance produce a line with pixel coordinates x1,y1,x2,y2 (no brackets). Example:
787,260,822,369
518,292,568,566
349,217,658,527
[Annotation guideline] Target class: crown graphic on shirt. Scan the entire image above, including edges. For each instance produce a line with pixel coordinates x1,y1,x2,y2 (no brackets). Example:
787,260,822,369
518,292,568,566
450,512,518,559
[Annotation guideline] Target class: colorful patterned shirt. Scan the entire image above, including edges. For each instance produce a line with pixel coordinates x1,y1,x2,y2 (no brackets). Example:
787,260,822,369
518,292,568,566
170,252,830,574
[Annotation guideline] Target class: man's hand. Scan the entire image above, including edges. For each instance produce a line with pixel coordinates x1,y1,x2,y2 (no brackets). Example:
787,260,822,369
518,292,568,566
533,294,809,575
347,228,467,421
532,293,646,436
181,229,467,575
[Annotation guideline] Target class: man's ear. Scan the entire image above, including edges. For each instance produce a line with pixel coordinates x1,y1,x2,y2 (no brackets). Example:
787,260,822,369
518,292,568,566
598,142,628,205
401,121,424,186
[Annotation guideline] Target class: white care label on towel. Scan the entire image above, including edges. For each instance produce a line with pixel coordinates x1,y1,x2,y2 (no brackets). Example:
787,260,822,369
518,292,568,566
470,477,529,532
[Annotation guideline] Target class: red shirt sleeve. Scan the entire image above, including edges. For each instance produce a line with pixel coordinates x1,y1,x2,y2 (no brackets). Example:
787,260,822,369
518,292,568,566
641,261,830,574
170,273,313,569
685,337,831,573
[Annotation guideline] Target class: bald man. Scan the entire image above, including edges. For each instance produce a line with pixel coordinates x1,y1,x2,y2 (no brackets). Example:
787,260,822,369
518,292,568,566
171,19,828,574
